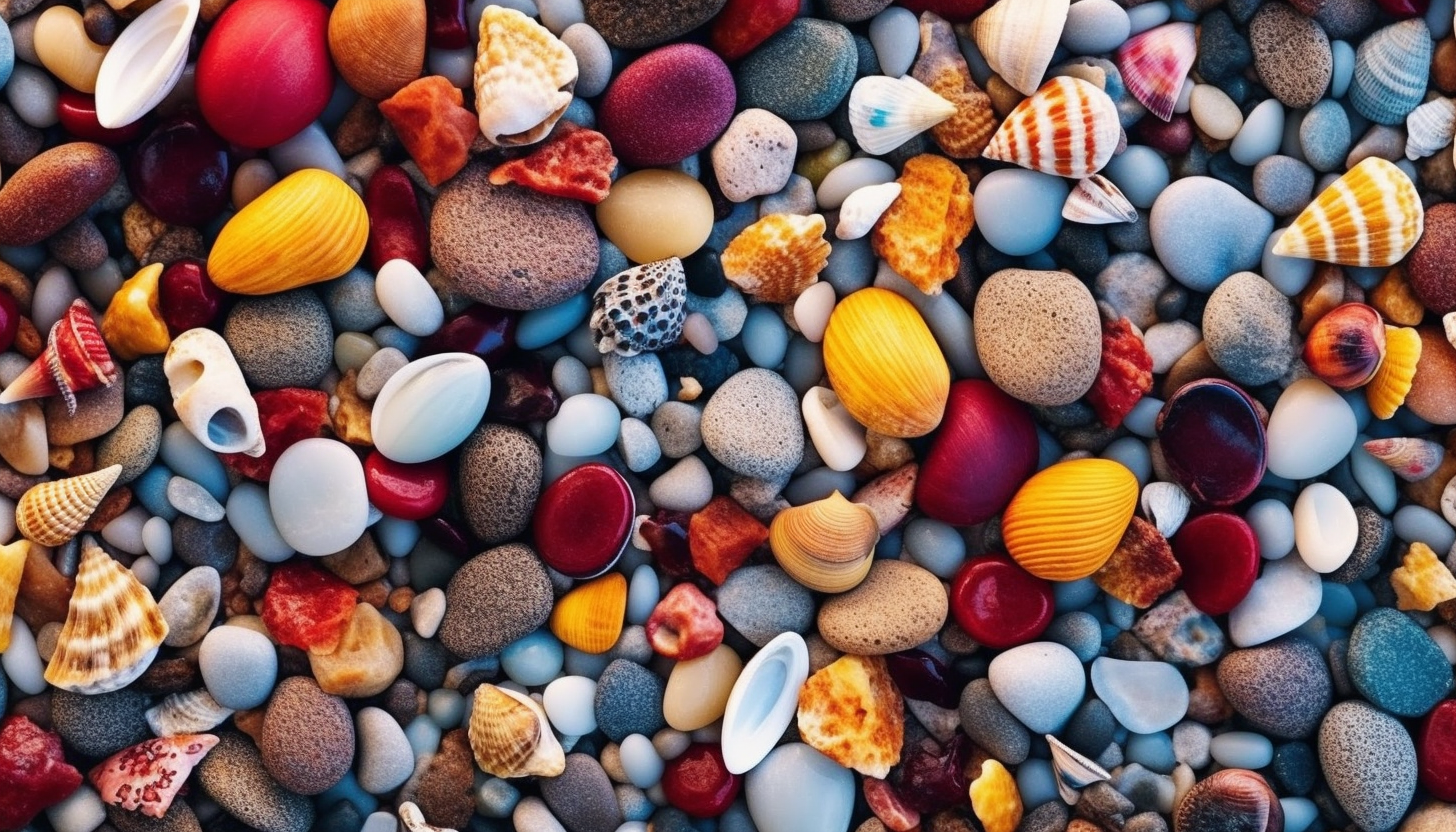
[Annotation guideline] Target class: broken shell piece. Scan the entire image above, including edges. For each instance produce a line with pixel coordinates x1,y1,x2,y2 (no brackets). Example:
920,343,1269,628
17,464,123,547
0,538,27,651
468,683,566,779
1047,733,1111,803
400,802,455,832
1406,96,1456,160
1063,174,1138,225
721,213,832,304
93,0,199,128
474,5,577,146
871,154,973,296
45,537,169,694
836,182,902,241
848,75,956,156
146,689,236,737
0,299,119,416
1391,540,1456,611
1140,481,1191,539
721,632,810,775
1363,437,1445,482
796,653,904,778
90,734,217,818
164,328,265,457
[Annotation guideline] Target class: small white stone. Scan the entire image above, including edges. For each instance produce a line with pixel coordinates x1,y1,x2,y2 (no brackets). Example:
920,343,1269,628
268,438,369,556
792,282,836,343
1228,556,1323,647
1266,378,1357,480
411,587,446,639
648,455,713,512
371,353,491,463
376,259,445,337
543,676,598,736
801,386,867,472
1,617,46,694
45,783,106,832
1293,483,1357,573
1190,84,1244,141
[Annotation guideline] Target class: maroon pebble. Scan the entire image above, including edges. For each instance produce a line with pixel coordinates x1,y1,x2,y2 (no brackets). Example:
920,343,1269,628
598,44,737,168
1172,512,1260,615
533,462,634,579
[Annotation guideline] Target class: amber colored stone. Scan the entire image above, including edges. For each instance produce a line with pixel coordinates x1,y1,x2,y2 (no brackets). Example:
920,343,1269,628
1094,517,1181,608
1393,542,1456,611
487,122,617,204
13,316,40,360
403,729,475,829
331,370,374,445
1435,37,1456,94
1371,266,1427,326
321,531,389,585
388,587,414,614
14,543,73,631
122,201,167,262
1406,327,1456,425
232,708,266,744
687,495,769,585
378,76,479,187
101,264,171,360
308,602,405,697
1295,264,1365,334
1186,666,1234,724
1159,342,1222,399
356,579,390,609
333,97,384,157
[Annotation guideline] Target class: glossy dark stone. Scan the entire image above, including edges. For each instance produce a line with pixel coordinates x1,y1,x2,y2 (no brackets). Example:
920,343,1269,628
364,451,449,520
682,248,726,297
1376,0,1429,16
1172,512,1260,615
56,89,143,145
638,510,695,579
420,515,473,557
1133,113,1195,156
423,304,517,364
129,114,231,227
0,289,19,353
487,357,559,423
158,258,225,334
949,555,1054,649
533,463,634,579
884,650,957,709
896,733,971,814
426,0,469,48
1156,379,1267,506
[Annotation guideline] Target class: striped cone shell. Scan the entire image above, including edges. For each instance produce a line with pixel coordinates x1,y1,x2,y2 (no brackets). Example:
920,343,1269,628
45,537,169,694
17,464,122,547
1274,157,1423,267
1115,22,1196,122
983,76,1121,178
1350,18,1433,126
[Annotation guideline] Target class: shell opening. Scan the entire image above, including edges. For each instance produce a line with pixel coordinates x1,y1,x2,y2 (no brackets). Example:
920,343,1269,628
737,655,788,733
169,358,204,396
207,408,247,448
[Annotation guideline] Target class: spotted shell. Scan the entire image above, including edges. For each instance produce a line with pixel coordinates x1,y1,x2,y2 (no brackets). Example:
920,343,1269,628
822,287,950,439
983,76,1121,178
45,537,169,694
547,572,626,654
468,683,565,778
1367,324,1422,419
589,258,687,356
17,464,122,547
90,734,218,818
1001,458,1139,581
721,213,832,304
474,4,576,147
1274,156,1423,268
795,654,903,778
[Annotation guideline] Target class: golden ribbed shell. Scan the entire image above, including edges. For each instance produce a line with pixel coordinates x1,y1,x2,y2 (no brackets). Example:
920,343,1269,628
823,287,950,438
327,0,425,100
468,683,565,779
769,491,879,593
721,213,832,304
45,538,168,694
0,538,27,651
17,464,122,547
548,572,626,654
1367,324,1422,419
1002,458,1139,581
1274,156,1423,267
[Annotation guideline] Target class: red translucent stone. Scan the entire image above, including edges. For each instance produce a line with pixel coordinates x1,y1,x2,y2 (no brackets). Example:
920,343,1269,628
129,114,232,227
1419,699,1456,801
424,304,517,365
425,0,468,48
864,777,921,832
364,451,449,520
1376,0,1429,16
365,165,429,272
158,258,225,334
708,0,798,61
895,0,994,21
884,649,957,709
218,388,330,481
533,463,634,579
0,289,19,353
261,560,359,651
639,510,696,579
895,733,971,814
916,379,1038,526
1156,380,1267,506
661,744,741,818
1172,512,1260,615
949,555,1054,649
646,583,724,660
56,89,144,145
487,358,559,423
0,715,83,831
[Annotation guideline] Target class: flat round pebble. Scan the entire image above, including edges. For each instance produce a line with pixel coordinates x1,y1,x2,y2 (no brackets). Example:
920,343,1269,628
974,268,1102,407
972,169,1068,256
199,624,278,710
50,688,151,758
735,19,856,121
1150,176,1274,292
355,707,414,794
594,659,667,743
1250,2,1334,108
260,677,354,795
716,565,815,646
1090,657,1189,734
457,423,543,545
816,560,947,655
987,642,1087,734
1347,607,1454,717
539,753,622,832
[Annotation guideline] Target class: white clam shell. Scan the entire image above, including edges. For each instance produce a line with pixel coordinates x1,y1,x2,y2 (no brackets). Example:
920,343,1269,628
848,75,956,156
1047,733,1110,803
1140,481,1191,539
1063,174,1138,225
836,182,902,240
370,352,491,463
1408,96,1456,159
93,0,200,129
721,631,810,775
164,328,265,457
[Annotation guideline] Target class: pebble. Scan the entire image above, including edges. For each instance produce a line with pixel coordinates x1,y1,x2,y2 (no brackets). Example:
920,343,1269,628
1149,176,1274,292
1293,482,1358,573
816,157,896,210
974,268,1102,407
199,624,278,711
1189,85,1243,141
1090,657,1189,734
1103,146,1170,210
598,44,736,168
745,744,853,832
958,678,1031,765
582,0,724,48
269,438,369,556
1347,607,1454,717
736,19,857,121
616,417,660,472
375,259,443,337
157,565,220,647
716,565,815,646
867,6,917,77
649,401,702,459
701,368,804,482
648,455,713,512
1210,731,1275,769
1062,0,1130,54
1217,639,1332,739
972,169,1068,256
1249,2,1334,108
438,544,553,659
50,688,151,758
603,352,668,419
456,423,542,545
594,659,666,743
355,707,414,794
546,393,621,456
1318,701,1417,832
1266,378,1358,480
1252,155,1316,216
1231,97,1283,167
1299,98,1352,172
987,642,1087,734
1228,556,1323,648
1201,271,1295,386
711,109,796,203
260,677,354,796
816,560,947,655
539,754,622,832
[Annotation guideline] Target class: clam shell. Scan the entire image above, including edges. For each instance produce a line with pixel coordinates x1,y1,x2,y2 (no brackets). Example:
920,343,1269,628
468,683,565,779
823,287,950,438
0,539,27,651
1140,481,1191,539
45,537,168,694
1406,96,1456,160
911,10,996,159
970,0,1069,96
796,654,903,778
836,182,901,240
93,0,199,128
1367,325,1422,419
983,76,1121,178
1002,458,1139,581
1351,18,1433,126
722,631,809,775
1047,733,1110,803
1063,174,1138,224
327,0,426,100
547,572,626,654
474,5,577,146
146,689,235,737
369,353,491,464
165,328,265,457
769,490,879,593
1275,157,1423,268
1173,769,1283,832
90,734,218,818
18,464,123,547
721,213,832,304
1362,437,1444,482
1115,22,1197,122
848,75,957,156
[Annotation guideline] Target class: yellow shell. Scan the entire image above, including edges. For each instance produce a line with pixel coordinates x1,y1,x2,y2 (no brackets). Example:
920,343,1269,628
1391,541,1456,611
721,213,832,304
474,5,576,146
822,287,950,438
468,683,565,778
1367,324,1422,419
327,0,426,100
1001,458,1139,581
768,490,879,593
207,169,369,295
17,464,122,547
796,654,903,778
548,572,626,654
970,760,1024,832
1274,156,1424,267
101,263,171,361
45,538,169,694
0,538,27,651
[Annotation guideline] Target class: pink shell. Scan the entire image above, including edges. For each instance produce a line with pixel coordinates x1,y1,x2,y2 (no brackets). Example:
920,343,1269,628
89,734,218,818
1116,22,1196,122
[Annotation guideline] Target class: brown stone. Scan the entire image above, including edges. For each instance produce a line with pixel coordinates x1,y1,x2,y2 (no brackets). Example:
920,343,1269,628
322,531,388,585
1435,37,1456,94
0,143,120,245
123,202,167,261
1186,666,1234,724
1409,203,1456,314
330,370,373,446
401,729,475,830
1406,326,1456,425
1370,265,1426,326
82,486,131,532
307,603,404,698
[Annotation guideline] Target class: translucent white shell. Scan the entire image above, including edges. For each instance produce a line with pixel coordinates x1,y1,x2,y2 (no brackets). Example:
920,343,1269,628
721,631,810,775
1062,174,1138,225
93,0,199,128
474,5,577,147
146,689,236,737
836,182,902,240
848,75,957,156
165,328,265,457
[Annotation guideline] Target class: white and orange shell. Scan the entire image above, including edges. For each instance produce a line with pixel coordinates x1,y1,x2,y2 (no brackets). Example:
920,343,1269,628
984,76,1122,178
721,213,832,304
1274,156,1424,268
468,683,566,778
1063,174,1138,224
1116,22,1197,122
474,5,577,147
45,538,169,694
970,0,1069,96
0,538,26,651
17,464,122,547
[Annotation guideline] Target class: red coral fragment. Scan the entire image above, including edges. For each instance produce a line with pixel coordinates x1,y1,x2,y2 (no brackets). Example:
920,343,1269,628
688,496,768,585
378,76,479,187
261,561,360,653
89,734,218,819
1085,317,1154,429
220,388,330,482
0,715,83,832
487,122,618,204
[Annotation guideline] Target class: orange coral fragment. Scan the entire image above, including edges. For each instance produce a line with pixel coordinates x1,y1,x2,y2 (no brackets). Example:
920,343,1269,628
378,76,479,187
1093,516,1182,608
1085,317,1154,429
489,122,618,204
872,154,973,295
797,654,904,778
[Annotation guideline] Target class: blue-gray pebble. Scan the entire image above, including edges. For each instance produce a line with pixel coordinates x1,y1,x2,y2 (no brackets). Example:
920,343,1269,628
594,659,666,742
1216,638,1331,738
1318,700,1417,832
736,19,857,121
1347,607,1453,717
1150,176,1274,292
973,169,1067,256
1299,99,1352,173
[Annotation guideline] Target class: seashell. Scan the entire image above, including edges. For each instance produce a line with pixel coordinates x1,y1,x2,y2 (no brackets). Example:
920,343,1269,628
1063,174,1138,224
1350,18,1433,126
1302,302,1387,390
1367,325,1422,419
45,537,168,694
34,6,108,94
969,759,1022,832
911,10,996,159
207,168,369,295
370,353,491,464
467,683,565,779
847,75,957,156
400,802,455,832
871,153,973,295
1172,768,1283,832
1405,96,1456,160
327,0,426,100
721,213,832,304
796,653,903,778
1363,437,1445,482
0,299,119,416
836,182,902,240
915,379,1038,527
1001,458,1139,581
0,539,27,651
970,0,1070,96
165,328,265,457
18,465,123,548
722,632,809,775
1156,379,1268,506
101,264,171,361
822,287,951,438
983,76,1121,178
1446,310,1456,351
1391,541,1456,611
547,572,626,654
1115,22,1197,122
1047,733,1110,804
1274,157,1423,268
590,258,688,356
768,490,880,593
146,689,235,737
93,0,199,128
90,734,218,818
474,5,577,147
1140,481,1191,539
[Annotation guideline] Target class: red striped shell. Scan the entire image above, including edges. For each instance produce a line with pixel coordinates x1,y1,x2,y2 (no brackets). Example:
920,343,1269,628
983,76,1121,178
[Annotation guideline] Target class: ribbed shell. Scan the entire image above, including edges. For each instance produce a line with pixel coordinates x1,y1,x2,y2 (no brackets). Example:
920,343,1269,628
45,538,169,694
327,0,426,100
1274,157,1423,267
1367,325,1421,419
1350,18,1433,126
1302,302,1386,390
984,76,1121,178
1047,734,1110,803
1002,458,1139,581
1405,96,1456,160
146,689,236,737
547,572,626,654
0,299,118,414
1063,174,1138,224
911,11,995,159
1115,22,1196,122
17,464,122,547
822,288,950,438
769,491,879,593
1363,437,1445,482
474,5,576,146
721,213,832,304
468,684,565,778
0,539,26,651
848,75,957,156
1173,769,1283,832
970,0,1069,96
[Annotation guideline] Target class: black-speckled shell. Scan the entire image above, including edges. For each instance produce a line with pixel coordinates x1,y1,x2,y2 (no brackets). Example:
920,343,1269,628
589,258,687,356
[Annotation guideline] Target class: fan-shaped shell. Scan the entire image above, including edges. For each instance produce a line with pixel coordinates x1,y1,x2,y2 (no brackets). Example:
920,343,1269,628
1002,458,1139,581
1406,96,1456,160
1063,174,1138,224
1362,437,1444,482
1367,325,1422,419
17,464,122,547
1115,22,1196,122
1173,769,1283,832
836,182,901,240
721,213,832,304
474,5,577,147
327,0,425,100
146,689,235,737
822,287,950,438
769,491,880,593
970,0,1069,96
93,0,199,128
0,539,27,651
45,537,169,694
984,76,1121,178
1274,157,1423,268
1350,18,1433,126
547,572,626,654
848,75,956,156
468,684,565,779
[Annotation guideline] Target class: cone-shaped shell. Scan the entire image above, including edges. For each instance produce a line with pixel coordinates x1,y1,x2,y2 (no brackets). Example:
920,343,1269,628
474,4,576,146
848,75,956,156
0,539,26,651
45,537,169,694
721,213,832,304
90,734,218,818
547,572,626,654
822,287,950,438
1002,458,1139,581
327,0,426,100
1274,156,1423,268
1363,437,1444,482
17,464,122,547
1406,96,1456,160
970,0,1069,96
0,298,119,415
1350,18,1433,126
1115,22,1196,121
1063,174,1138,224
983,76,1121,178
468,683,565,779
207,169,369,294
1367,324,1422,419
769,491,879,593
836,182,901,240
1047,734,1110,803
93,0,198,129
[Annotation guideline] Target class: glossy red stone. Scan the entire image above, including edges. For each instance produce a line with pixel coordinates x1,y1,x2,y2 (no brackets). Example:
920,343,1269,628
423,304,518,364
261,560,359,651
56,89,144,145
1172,512,1260,615
949,555,1054,649
0,715,84,830
365,165,429,271
916,379,1038,526
661,744,741,818
218,388,330,481
884,649,957,709
864,777,921,832
1419,699,1456,801
0,289,19,353
895,0,994,21
129,114,232,227
1156,380,1267,506
158,258,225,334
364,452,449,520
1376,0,1430,16
533,463,634,579
709,0,798,61
425,0,468,48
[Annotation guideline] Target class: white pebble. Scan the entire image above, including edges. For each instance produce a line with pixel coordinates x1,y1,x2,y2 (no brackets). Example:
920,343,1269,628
801,386,867,472
1190,84,1244,142
1293,483,1357,573
543,676,598,736
411,587,447,639
376,259,445,337
792,282,836,343
2,617,47,694
101,506,150,554
142,516,173,564
45,784,105,832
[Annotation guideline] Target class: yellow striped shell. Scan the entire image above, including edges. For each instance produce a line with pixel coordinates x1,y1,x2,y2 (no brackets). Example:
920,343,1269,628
548,572,626,654
1367,325,1422,419
822,288,950,438
769,491,879,593
0,539,26,651
983,76,1122,178
17,464,122,547
1002,458,1138,581
45,538,168,694
468,683,565,779
1273,156,1423,267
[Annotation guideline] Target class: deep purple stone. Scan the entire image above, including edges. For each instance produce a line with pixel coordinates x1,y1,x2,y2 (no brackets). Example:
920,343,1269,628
884,650,958,709
1133,113,1195,157
158,258,225,334
420,515,473,558
1156,379,1268,506
640,511,696,579
487,358,560,423
895,733,972,814
423,304,517,365
129,114,231,227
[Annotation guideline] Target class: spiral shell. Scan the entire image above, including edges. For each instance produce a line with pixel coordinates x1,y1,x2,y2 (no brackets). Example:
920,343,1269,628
1116,22,1197,121
468,683,565,779
970,0,1069,96
327,0,426,100
146,689,236,737
474,5,576,147
1002,458,1139,581
1362,437,1444,482
1367,325,1422,419
822,287,950,439
1063,174,1138,225
547,572,626,654
1406,96,1456,160
769,491,879,594
1173,769,1283,832
0,298,119,415
721,213,832,304
17,464,122,547
1274,157,1423,268
0,539,27,652
45,537,169,694
1350,18,1433,126
983,76,1121,178
1302,302,1387,390
848,75,956,156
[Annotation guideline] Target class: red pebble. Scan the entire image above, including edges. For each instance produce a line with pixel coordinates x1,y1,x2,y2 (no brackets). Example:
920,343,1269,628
364,452,449,520
0,715,83,831
895,0,994,21
488,122,618,204
533,462,634,579
1419,699,1456,801
1133,113,1195,156
709,0,798,61
1172,512,1260,615
1376,0,1430,16
661,744,741,818
916,379,1038,527
646,583,724,660
864,777,922,832
598,44,737,168
158,258,225,334
0,289,18,353
219,388,330,481
1086,317,1154,429
129,114,232,227
949,555,1054,649
425,0,468,48
688,495,769,584
424,303,517,364
56,89,144,145
260,560,360,652
365,165,429,272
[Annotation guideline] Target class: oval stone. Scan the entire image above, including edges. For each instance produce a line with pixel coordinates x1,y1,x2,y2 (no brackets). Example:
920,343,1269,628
1156,380,1267,506
1347,607,1454,717
1292,483,1358,573
1172,512,1259,615
949,555,1053,649
1266,378,1357,480
268,437,369,556
1090,657,1189,734
1418,699,1456,801
745,744,853,832
0,142,119,246
370,353,491,464
1319,700,1417,832
532,462,634,579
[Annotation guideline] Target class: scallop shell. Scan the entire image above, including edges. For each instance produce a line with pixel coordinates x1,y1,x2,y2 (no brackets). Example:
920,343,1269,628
768,490,880,593
848,75,957,156
1350,18,1433,126
1115,22,1197,122
983,76,1121,178
45,537,169,694
1367,325,1422,419
822,287,950,438
1274,157,1423,268
0,539,27,651
1173,769,1283,832
911,10,996,159
547,572,626,654
1047,733,1110,803
0,298,119,416
474,5,577,147
796,654,903,778
1063,174,1138,224
722,632,809,775
1406,96,1456,160
17,464,122,547
1140,481,1191,539
970,0,1069,96
836,182,902,240
1002,458,1139,581
721,213,832,304
90,734,218,818
327,0,426,100
145,689,235,737
1363,437,1445,482
468,683,565,779
93,0,199,128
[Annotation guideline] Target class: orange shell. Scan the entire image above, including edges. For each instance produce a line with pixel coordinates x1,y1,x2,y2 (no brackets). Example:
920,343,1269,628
45,538,168,694
1274,156,1424,267
327,0,426,100
983,76,1122,178
1367,324,1422,419
911,11,996,159
548,572,626,654
721,213,831,304
1002,458,1139,581
796,654,903,778
871,154,973,296
822,288,950,439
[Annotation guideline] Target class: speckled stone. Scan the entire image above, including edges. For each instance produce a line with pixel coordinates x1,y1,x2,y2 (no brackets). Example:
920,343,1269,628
973,268,1102,407
456,424,542,546
96,403,161,486
438,544,554,660
1347,607,1454,717
1318,700,1417,832
716,564,815,647
260,677,354,795
701,368,804,483
958,678,1031,765
735,19,858,121
1401,801,1456,832
323,268,387,332
50,687,151,757
46,369,123,443
539,753,623,832
1216,638,1332,739
404,728,475,830
1252,155,1315,216
1249,2,1333,109
198,732,315,832
1407,203,1456,315
1095,252,1170,331
224,290,334,390
822,0,891,22
1201,271,1296,386
107,801,202,832
1328,505,1391,584
650,401,702,459
172,515,239,573
817,560,948,655
583,0,727,49
594,659,666,743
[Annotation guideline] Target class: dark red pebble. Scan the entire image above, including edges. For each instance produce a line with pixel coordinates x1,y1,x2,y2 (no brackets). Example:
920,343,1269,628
420,515,474,557
365,165,429,272
158,258,225,334
532,462,634,579
1376,0,1430,16
423,304,517,365
894,0,994,21
1419,699,1456,801
487,359,560,423
129,114,232,227
56,89,144,145
661,744,741,818
1156,379,1267,506
0,289,19,353
638,510,697,580
598,44,737,168
364,452,450,520
425,0,469,48
709,0,798,61
949,555,1054,650
1172,512,1260,615
885,649,958,709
